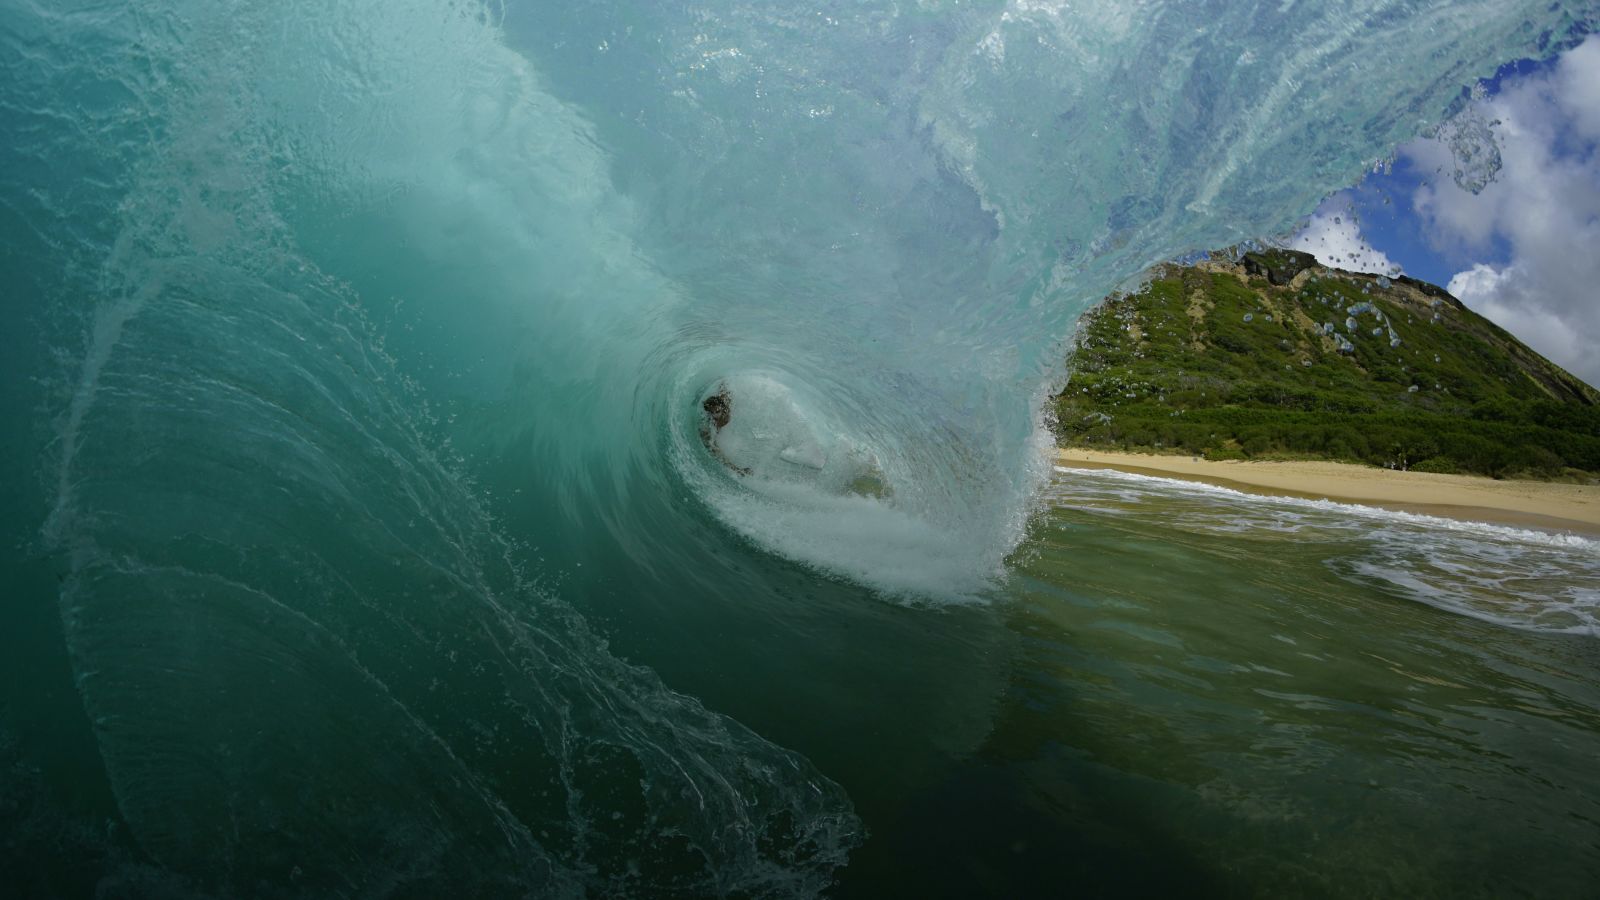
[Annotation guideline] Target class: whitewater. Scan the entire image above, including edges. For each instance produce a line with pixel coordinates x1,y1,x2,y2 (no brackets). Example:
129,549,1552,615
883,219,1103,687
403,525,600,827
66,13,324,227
2,1,1597,896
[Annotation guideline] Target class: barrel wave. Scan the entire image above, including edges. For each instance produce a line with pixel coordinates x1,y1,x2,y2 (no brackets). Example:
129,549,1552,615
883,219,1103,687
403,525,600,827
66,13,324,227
0,0,1593,896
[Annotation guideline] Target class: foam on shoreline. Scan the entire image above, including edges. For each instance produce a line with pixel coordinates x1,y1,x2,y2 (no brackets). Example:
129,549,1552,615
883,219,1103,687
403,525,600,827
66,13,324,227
1056,449,1600,535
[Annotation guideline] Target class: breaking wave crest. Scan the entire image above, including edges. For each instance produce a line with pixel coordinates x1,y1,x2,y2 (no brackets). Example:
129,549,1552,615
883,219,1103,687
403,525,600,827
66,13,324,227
2,0,1593,893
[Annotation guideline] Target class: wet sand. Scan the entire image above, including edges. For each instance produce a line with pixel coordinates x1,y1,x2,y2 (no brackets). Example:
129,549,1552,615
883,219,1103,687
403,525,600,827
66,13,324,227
1056,449,1600,535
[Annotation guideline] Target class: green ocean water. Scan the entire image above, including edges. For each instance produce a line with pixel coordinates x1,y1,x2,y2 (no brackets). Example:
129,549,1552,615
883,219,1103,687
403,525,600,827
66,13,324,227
7,467,1599,897
4,1,1600,896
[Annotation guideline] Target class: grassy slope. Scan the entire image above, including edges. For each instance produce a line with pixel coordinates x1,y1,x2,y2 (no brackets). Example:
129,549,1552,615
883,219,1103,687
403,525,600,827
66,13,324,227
1053,250,1600,479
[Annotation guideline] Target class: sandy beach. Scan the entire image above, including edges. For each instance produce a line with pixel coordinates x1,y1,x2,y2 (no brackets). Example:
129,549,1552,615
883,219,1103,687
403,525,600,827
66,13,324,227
1057,448,1600,535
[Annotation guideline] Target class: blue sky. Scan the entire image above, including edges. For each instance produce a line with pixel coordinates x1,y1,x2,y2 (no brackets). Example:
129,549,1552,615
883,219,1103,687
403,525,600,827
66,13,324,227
1290,35,1600,388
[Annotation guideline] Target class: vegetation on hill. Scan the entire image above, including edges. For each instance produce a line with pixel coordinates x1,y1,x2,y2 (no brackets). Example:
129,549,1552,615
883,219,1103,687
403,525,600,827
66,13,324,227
1053,249,1600,480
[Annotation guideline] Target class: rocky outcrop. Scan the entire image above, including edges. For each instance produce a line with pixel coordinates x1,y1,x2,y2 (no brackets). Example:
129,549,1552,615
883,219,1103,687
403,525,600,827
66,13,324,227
1241,249,1319,286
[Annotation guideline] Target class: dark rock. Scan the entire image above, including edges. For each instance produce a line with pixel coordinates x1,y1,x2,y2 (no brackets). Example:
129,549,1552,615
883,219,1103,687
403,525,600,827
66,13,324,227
1395,275,1465,308
1242,249,1318,286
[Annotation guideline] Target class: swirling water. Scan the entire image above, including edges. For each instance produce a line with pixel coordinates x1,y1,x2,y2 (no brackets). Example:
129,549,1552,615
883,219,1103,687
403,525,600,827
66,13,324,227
1,1,1598,896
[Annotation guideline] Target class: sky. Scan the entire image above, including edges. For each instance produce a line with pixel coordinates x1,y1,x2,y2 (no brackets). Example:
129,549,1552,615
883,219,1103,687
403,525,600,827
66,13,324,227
1289,34,1600,390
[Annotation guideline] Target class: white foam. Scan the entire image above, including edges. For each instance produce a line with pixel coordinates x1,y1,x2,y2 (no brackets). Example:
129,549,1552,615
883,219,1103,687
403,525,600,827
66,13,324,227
713,374,855,488
684,372,1011,603
1051,465,1600,635
1053,465,1599,550
706,480,995,602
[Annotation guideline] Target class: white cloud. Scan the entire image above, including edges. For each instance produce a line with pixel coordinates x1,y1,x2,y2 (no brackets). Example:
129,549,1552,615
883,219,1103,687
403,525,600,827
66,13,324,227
1289,197,1400,276
1448,263,1591,379
1554,37,1600,142
1408,35,1600,389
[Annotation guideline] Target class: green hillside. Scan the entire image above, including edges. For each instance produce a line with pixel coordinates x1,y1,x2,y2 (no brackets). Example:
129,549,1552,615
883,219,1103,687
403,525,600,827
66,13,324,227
1053,249,1600,479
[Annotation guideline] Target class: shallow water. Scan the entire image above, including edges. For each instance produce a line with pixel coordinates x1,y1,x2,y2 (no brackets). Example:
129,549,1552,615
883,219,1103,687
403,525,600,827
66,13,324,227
982,470,1600,897
811,471,1600,897
4,0,1600,896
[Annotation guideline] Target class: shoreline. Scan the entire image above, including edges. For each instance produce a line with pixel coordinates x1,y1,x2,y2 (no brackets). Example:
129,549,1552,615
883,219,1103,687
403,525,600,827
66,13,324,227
1056,448,1600,535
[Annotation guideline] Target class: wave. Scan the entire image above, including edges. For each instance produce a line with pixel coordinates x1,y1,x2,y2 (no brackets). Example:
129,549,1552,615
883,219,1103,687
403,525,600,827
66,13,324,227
2,0,1594,893
17,1,858,894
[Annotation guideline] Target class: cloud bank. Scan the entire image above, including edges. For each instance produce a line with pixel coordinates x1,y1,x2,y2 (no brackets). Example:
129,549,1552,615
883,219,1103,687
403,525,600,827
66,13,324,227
1410,36,1600,389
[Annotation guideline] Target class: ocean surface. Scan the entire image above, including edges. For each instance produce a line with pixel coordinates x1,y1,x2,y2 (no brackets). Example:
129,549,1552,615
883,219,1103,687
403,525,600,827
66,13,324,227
3,1,1599,896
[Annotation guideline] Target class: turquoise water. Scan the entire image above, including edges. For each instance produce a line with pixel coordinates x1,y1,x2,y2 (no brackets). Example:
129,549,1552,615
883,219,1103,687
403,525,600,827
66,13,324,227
3,1,1599,896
